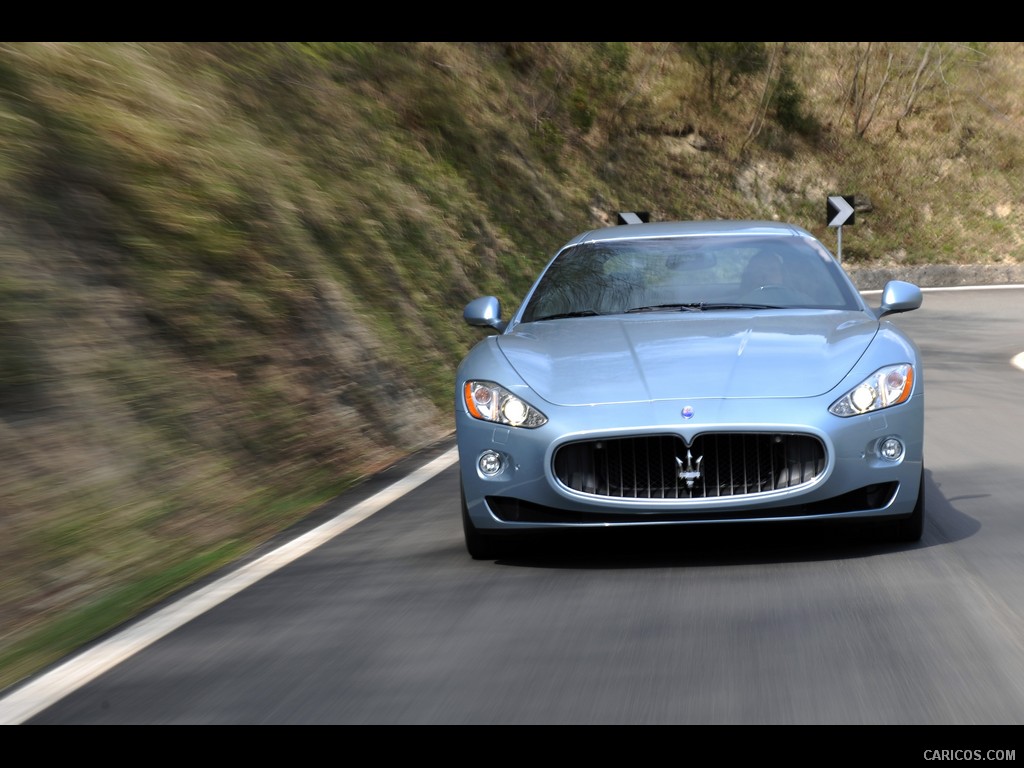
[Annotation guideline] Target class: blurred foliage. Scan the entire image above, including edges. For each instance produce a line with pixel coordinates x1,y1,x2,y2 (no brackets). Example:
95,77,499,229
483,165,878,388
2,41,1024,694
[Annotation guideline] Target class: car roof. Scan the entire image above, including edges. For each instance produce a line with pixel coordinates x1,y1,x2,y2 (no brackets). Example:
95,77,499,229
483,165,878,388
566,220,815,246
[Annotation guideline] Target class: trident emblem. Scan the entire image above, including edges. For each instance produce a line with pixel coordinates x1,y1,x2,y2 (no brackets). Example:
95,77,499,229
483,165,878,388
675,449,704,489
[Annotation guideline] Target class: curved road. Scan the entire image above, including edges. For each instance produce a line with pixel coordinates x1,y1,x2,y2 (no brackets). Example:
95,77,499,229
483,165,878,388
3,286,1024,728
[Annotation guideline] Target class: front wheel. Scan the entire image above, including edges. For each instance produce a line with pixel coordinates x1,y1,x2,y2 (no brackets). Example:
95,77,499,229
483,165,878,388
461,483,507,560
888,468,925,543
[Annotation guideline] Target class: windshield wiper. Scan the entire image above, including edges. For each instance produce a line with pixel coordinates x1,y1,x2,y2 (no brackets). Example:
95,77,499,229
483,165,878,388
625,303,704,313
699,302,785,310
626,302,786,314
533,309,602,321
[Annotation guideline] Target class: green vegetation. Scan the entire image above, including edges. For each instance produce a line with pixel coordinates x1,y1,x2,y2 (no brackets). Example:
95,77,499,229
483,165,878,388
2,41,1023,694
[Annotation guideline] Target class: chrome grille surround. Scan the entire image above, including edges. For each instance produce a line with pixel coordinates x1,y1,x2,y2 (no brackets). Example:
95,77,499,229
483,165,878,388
553,432,827,500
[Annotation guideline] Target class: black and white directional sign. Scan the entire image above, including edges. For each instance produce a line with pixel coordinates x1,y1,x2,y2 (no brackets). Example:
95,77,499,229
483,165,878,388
827,195,855,227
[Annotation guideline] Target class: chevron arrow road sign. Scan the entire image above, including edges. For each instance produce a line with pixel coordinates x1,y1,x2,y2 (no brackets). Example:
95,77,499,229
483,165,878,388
827,195,855,227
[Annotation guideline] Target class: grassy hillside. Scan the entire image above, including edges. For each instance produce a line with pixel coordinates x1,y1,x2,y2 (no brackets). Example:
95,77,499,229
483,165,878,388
2,41,1023,693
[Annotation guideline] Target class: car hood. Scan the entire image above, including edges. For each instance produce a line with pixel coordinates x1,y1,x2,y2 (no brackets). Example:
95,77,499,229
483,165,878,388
498,312,878,405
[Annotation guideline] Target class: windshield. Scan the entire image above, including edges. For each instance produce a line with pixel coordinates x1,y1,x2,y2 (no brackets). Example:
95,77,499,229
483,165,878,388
518,235,859,323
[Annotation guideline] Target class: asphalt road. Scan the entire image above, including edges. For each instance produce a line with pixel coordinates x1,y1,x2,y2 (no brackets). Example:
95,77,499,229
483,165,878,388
3,285,1024,735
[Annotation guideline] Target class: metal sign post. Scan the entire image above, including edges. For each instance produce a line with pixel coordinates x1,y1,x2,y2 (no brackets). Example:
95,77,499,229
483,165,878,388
826,195,855,262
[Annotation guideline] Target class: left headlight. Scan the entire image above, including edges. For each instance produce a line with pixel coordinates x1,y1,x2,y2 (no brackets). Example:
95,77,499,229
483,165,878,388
463,381,548,428
829,364,914,417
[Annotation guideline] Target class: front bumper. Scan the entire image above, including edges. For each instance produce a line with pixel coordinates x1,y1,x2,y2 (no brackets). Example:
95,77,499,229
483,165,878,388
456,392,924,532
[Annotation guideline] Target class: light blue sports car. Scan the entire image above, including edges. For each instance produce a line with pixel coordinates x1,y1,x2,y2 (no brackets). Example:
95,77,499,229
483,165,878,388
456,218,924,559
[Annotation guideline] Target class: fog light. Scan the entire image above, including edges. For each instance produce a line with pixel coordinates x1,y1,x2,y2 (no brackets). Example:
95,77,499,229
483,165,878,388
879,437,904,461
479,450,503,476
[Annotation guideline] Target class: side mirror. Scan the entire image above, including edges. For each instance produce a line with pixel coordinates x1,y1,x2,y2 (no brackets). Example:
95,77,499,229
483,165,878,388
463,295,507,332
877,280,923,318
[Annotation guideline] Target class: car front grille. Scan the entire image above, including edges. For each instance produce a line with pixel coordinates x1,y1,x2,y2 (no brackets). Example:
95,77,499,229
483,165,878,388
553,433,826,500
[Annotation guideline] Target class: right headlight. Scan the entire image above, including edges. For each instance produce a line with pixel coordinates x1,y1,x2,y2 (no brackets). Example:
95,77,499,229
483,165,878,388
463,381,548,428
829,364,914,417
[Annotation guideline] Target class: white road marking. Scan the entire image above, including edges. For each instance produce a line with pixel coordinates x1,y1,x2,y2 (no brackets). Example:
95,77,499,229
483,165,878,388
0,445,460,725
859,283,1024,295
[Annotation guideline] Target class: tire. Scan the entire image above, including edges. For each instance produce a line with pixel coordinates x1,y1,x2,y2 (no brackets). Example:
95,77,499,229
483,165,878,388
889,468,925,543
461,482,506,560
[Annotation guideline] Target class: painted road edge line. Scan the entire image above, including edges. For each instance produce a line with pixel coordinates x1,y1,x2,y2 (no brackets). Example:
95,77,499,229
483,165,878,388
0,445,461,725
